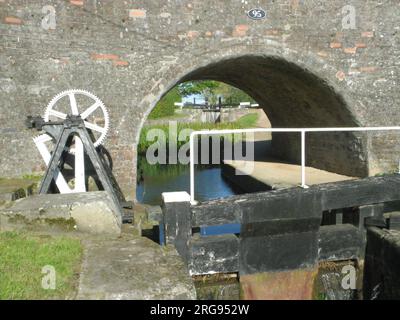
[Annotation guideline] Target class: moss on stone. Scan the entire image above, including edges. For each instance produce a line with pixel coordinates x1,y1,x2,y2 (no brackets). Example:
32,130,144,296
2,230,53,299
312,260,360,300
44,217,76,231
194,274,240,300
7,214,76,232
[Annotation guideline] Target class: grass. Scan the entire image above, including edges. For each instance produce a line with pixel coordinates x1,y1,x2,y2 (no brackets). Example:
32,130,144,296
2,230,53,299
235,113,259,127
148,87,180,119
0,232,83,300
138,113,259,154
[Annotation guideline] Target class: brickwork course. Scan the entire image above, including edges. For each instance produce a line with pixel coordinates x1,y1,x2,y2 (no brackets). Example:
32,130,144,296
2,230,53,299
0,0,399,199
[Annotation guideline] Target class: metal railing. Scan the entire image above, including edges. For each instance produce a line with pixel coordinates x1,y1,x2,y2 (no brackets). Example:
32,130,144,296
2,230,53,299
189,127,400,204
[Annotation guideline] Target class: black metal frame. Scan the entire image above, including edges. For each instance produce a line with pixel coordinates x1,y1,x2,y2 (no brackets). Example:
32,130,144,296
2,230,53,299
28,115,125,222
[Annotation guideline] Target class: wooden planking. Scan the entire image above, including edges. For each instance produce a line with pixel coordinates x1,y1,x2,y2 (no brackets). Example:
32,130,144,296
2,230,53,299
318,175,400,211
239,190,322,223
187,225,366,275
188,234,239,275
363,227,400,299
192,175,400,227
239,231,319,275
185,175,400,275
241,217,321,237
192,200,242,227
162,200,192,261
318,224,362,261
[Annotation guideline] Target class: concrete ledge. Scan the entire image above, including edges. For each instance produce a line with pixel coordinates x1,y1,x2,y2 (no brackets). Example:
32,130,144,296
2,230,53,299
0,191,121,236
222,159,354,192
222,163,272,193
77,236,196,300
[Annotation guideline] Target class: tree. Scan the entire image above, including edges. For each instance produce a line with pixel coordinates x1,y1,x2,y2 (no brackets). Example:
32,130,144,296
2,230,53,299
178,81,220,104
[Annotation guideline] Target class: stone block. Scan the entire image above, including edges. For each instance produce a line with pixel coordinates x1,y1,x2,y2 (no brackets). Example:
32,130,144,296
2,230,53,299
77,237,196,300
71,200,121,235
0,192,121,236
129,9,146,18
145,205,162,222
4,16,22,25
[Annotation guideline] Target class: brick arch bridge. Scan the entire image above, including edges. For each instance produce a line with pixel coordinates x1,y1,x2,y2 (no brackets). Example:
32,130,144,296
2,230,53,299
0,0,398,199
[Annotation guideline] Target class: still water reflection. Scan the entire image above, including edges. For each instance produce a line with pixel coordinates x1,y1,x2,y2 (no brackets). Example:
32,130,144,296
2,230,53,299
136,157,242,205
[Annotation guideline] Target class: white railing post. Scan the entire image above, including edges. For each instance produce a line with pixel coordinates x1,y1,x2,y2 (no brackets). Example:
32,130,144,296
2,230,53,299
190,133,196,205
187,126,400,205
301,130,308,188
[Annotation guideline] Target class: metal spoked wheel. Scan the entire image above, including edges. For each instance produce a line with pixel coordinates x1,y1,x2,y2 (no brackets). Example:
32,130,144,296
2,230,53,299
44,89,110,148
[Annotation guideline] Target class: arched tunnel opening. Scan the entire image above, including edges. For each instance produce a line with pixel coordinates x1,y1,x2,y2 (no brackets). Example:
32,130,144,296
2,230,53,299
178,55,368,177
137,55,369,205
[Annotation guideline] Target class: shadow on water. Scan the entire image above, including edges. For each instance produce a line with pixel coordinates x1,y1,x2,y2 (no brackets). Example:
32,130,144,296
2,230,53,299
136,156,245,206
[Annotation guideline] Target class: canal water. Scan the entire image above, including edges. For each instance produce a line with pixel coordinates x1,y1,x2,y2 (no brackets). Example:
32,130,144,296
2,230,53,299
136,156,243,205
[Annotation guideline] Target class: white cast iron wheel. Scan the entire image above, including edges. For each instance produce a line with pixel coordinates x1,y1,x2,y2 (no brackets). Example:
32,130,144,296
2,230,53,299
44,89,110,147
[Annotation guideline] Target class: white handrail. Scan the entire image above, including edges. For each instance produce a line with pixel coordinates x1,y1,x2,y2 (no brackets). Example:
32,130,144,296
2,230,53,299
189,126,400,204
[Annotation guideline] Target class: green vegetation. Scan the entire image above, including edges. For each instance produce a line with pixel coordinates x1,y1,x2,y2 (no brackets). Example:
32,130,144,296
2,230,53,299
148,87,181,120
148,81,257,120
137,155,219,180
138,113,259,154
138,157,189,179
178,80,255,105
0,232,82,300
235,113,259,127
22,174,43,182
178,80,220,103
